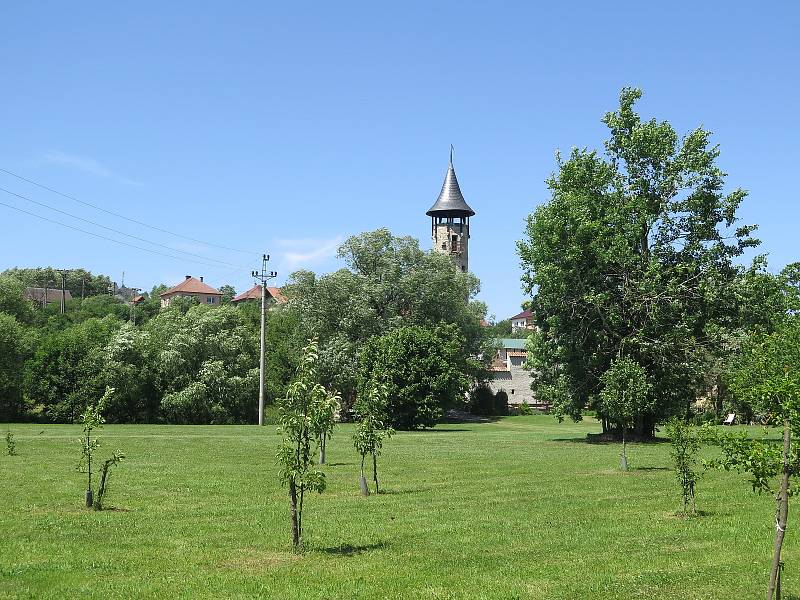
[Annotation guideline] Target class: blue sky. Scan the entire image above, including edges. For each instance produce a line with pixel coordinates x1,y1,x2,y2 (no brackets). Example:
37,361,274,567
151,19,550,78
1,2,798,320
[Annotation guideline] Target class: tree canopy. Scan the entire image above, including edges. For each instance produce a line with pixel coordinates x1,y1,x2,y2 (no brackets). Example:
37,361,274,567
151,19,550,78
359,324,470,429
518,87,765,435
285,229,491,411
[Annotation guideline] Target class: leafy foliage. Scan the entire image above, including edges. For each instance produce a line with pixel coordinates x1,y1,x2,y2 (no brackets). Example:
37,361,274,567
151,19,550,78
359,324,470,429
470,385,508,416
703,426,784,493
218,285,236,304
518,88,761,436
353,379,393,493
0,312,29,420
599,357,653,432
0,275,35,323
286,229,491,406
664,418,701,515
77,387,116,508
706,315,800,599
5,431,15,456
277,338,339,550
600,357,652,469
2,267,112,299
26,316,120,422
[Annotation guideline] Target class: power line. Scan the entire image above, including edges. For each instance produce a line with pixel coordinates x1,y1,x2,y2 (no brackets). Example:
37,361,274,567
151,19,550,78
0,186,248,270
0,198,247,271
0,166,257,255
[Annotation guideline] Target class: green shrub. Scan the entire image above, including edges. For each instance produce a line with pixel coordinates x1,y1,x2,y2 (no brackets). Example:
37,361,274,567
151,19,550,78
495,391,509,415
470,386,495,416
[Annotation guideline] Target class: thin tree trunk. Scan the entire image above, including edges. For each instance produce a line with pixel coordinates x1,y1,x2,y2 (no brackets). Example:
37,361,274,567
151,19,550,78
85,432,93,508
372,452,379,494
298,484,305,551
289,480,300,550
359,454,369,496
96,463,109,511
620,428,628,471
319,435,326,464
767,419,791,600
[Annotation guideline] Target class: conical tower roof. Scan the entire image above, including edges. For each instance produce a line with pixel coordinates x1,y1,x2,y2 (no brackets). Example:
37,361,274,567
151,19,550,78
426,150,475,217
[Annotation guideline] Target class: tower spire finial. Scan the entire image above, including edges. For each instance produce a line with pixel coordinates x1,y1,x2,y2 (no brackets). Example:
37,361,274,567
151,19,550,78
449,144,454,166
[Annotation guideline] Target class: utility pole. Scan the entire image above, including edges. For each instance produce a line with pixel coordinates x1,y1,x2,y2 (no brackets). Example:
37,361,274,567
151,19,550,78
252,254,277,426
56,269,69,315
129,287,142,325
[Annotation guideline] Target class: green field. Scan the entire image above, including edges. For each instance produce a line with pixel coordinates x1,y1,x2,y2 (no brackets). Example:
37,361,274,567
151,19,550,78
0,416,793,599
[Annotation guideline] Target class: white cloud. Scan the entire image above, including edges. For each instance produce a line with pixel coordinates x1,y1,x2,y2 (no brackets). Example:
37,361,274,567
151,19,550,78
43,150,142,186
278,236,343,270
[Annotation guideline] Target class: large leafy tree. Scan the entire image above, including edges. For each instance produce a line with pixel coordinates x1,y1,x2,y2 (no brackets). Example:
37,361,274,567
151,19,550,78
285,229,491,409
143,304,259,424
0,274,35,323
24,315,121,422
359,324,470,429
518,88,760,436
0,312,29,419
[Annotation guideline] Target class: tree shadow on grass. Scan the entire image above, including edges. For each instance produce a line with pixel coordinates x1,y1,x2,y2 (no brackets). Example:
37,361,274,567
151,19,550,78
318,542,389,557
634,466,669,472
440,415,502,425
324,462,352,467
552,436,613,444
406,428,473,434
551,435,670,445
377,487,432,495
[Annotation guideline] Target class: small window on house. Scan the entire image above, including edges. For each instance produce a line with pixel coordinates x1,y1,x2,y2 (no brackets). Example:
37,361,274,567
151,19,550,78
461,265,466,272
441,242,446,250
207,297,215,304
511,389,515,394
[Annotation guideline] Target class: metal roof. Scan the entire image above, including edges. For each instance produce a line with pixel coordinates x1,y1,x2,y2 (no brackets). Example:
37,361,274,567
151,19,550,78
498,338,527,350
426,153,475,217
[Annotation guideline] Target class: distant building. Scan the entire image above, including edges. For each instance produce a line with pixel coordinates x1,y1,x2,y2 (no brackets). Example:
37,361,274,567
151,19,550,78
426,149,475,273
510,309,535,331
131,294,146,305
24,287,72,306
488,338,546,409
231,285,287,305
112,283,139,302
160,275,222,308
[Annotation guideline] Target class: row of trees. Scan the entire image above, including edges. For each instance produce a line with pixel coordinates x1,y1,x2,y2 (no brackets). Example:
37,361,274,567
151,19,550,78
0,230,492,427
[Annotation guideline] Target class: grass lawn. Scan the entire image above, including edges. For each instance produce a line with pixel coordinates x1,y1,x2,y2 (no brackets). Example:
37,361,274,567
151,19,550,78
0,415,793,599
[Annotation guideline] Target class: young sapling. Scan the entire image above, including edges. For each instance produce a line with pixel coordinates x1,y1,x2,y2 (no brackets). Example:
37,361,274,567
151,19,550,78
277,338,339,551
353,380,393,495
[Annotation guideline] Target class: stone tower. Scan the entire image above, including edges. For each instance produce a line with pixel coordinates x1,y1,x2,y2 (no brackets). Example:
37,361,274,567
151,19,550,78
426,149,475,272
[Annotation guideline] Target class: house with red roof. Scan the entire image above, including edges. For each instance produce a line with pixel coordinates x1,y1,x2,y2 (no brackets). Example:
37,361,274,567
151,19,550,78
510,309,535,331
160,275,222,308
231,285,287,305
